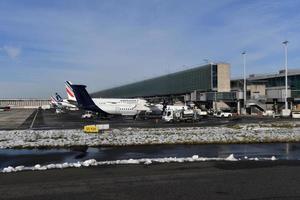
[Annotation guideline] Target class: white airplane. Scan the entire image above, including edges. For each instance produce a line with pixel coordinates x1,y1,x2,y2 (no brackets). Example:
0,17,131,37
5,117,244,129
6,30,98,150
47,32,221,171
50,93,78,110
65,81,151,117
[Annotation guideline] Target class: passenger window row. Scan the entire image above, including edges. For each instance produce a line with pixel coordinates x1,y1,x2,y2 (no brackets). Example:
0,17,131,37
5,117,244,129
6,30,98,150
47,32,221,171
120,107,133,110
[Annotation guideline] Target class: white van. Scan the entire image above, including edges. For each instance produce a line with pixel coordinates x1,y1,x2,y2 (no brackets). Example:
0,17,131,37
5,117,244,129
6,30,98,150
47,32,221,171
81,111,94,119
214,111,232,118
292,111,300,119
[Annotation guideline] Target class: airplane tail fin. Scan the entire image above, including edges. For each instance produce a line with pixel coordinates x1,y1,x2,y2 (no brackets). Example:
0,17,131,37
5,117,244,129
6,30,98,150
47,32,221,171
65,81,77,102
67,82,107,115
50,95,58,105
55,93,63,102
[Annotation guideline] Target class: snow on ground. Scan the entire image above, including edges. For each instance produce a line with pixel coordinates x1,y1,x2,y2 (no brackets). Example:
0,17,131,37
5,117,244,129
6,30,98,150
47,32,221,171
1,154,277,173
0,124,300,149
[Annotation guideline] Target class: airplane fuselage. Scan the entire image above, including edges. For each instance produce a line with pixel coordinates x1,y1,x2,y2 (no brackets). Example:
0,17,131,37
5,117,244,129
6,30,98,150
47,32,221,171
91,98,150,116
51,99,77,109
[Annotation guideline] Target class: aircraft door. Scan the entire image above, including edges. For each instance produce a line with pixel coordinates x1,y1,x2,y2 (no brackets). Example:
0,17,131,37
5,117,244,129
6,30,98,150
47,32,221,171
115,106,121,114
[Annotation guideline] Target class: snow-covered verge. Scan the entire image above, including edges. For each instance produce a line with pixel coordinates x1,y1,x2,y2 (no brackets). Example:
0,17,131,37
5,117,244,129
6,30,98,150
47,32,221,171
1,154,277,173
1,124,300,149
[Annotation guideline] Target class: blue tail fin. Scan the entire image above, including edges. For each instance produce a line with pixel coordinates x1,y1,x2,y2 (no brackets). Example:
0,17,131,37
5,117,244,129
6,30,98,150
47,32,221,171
68,84,107,115
55,93,63,102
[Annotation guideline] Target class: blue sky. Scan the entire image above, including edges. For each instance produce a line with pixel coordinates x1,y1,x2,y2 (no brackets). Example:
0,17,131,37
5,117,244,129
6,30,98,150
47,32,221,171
0,0,300,98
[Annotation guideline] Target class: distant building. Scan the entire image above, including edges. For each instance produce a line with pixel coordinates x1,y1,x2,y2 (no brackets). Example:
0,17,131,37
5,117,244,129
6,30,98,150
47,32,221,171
0,99,51,108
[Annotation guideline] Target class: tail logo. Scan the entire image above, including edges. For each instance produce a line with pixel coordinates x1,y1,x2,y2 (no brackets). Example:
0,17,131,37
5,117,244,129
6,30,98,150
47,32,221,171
65,81,77,102
66,86,75,97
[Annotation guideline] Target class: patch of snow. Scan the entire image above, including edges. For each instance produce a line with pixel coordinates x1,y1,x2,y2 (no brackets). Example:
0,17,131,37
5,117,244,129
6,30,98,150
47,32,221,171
144,159,152,165
126,159,140,164
55,164,63,169
15,166,25,171
1,155,279,173
62,163,69,168
3,166,14,173
73,162,81,168
0,125,300,148
46,164,56,169
225,154,237,161
33,164,47,170
33,164,41,170
82,159,97,167
271,156,276,161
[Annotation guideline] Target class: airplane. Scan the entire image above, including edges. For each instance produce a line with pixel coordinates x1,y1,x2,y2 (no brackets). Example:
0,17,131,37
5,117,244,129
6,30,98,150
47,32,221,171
0,106,10,111
65,81,151,117
50,92,78,111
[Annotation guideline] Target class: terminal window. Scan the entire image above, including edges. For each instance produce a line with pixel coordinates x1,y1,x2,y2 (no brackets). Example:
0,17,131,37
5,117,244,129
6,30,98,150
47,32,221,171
212,65,218,89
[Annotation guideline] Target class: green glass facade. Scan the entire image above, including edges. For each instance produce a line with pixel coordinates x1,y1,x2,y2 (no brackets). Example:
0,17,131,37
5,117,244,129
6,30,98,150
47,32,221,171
230,74,300,99
262,75,300,98
92,64,214,98
290,75,300,98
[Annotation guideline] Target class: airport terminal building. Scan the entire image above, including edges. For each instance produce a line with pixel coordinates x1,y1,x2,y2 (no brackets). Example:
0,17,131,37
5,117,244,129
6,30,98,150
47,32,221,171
231,69,300,112
0,99,51,109
92,63,234,108
93,63,300,114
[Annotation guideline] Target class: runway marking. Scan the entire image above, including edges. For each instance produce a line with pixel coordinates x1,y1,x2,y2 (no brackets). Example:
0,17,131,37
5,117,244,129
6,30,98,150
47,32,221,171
30,109,39,129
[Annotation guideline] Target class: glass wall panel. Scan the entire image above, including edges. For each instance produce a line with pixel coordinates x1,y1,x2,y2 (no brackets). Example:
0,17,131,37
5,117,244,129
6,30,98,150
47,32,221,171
92,64,213,98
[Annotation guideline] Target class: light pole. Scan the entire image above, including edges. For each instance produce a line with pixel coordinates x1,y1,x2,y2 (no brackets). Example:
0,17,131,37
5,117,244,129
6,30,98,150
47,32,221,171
283,41,288,110
283,41,290,149
203,59,210,64
242,51,247,113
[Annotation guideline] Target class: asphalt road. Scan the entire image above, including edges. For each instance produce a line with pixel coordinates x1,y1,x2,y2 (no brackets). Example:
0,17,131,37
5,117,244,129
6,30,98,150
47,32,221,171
1,161,300,200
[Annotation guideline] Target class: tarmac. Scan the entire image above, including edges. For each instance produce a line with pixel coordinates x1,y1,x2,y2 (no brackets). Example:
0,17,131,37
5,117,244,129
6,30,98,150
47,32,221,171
1,161,300,200
0,109,35,130
1,108,299,130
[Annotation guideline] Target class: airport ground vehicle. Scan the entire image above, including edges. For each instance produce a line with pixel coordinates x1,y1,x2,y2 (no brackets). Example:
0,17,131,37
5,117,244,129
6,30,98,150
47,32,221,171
214,111,232,118
55,108,64,114
81,111,94,119
41,105,51,110
162,107,200,122
272,113,281,118
292,111,300,119
281,109,291,117
83,124,109,133
262,110,275,117
197,109,208,117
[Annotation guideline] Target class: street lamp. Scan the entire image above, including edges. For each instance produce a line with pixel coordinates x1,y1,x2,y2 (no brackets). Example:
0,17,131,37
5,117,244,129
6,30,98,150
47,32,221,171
203,59,210,64
283,40,288,110
242,51,247,113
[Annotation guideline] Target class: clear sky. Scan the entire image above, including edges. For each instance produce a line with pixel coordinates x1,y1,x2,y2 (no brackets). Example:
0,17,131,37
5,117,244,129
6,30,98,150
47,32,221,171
0,0,299,98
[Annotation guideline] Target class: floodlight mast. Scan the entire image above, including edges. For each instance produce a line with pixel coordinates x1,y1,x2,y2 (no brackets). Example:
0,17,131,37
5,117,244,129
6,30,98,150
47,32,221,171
283,40,288,110
242,51,247,112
